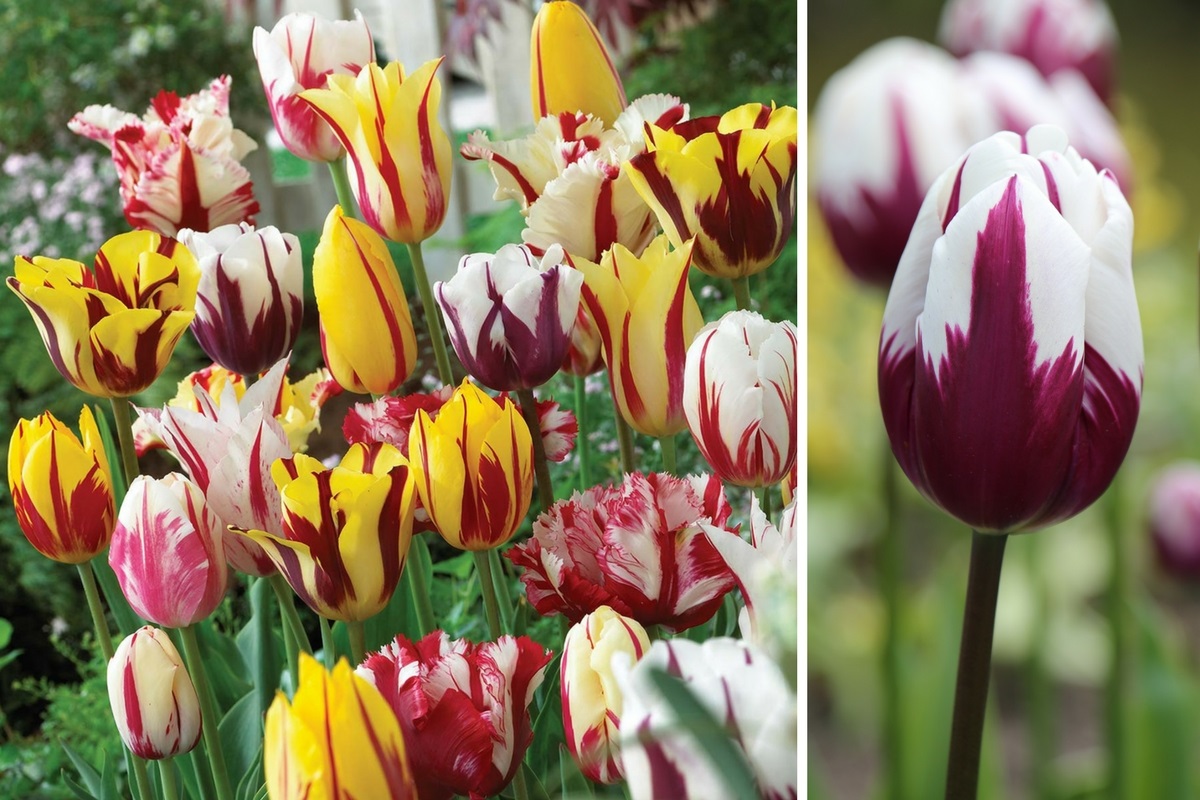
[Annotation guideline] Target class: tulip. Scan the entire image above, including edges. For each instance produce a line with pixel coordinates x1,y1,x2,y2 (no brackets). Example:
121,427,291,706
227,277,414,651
235,442,416,622
109,474,228,628
577,235,704,437
300,60,451,245
530,0,627,126
507,472,738,631
253,11,376,163
625,102,798,281
8,407,115,563
8,230,199,397
684,311,798,488
436,243,583,391
266,654,416,800
1147,462,1200,579
107,626,202,760
562,607,650,784
178,223,304,377
69,76,260,236
357,631,553,800
879,125,1142,532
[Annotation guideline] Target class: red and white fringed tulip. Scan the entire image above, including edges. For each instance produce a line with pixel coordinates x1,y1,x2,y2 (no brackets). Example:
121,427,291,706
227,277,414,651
357,631,553,800
684,311,798,488
109,474,228,628
253,11,376,163
107,626,202,760
1147,462,1200,580
879,125,1142,532
507,472,738,632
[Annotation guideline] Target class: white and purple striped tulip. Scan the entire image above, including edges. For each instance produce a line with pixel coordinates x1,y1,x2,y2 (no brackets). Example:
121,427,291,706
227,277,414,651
107,626,202,760
1146,462,1200,580
435,244,584,391
879,124,1142,533
178,223,304,377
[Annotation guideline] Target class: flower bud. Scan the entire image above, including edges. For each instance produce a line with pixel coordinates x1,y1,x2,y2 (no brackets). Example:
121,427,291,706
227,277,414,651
530,0,627,125
107,626,202,760
1147,462,1200,579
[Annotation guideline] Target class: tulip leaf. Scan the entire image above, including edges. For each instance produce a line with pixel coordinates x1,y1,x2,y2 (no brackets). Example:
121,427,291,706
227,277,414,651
195,620,251,711
557,744,593,798
237,578,282,716
219,691,265,799
89,404,144,636
61,772,99,800
58,740,102,797
97,751,119,800
527,653,564,779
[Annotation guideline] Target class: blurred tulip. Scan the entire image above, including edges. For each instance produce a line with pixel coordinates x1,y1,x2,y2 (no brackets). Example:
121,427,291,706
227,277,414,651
8,407,115,564
313,205,418,395
357,631,552,800
253,11,376,163
107,626,202,760
301,60,451,244
563,302,605,376
530,0,627,126
266,654,416,800
178,223,303,376
8,230,199,397
879,125,1142,532
562,607,650,784
1147,462,1200,579
110,474,228,628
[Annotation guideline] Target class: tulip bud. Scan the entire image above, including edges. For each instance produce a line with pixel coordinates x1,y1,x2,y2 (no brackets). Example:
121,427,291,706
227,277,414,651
107,626,202,760
530,0,627,125
1147,462,1200,579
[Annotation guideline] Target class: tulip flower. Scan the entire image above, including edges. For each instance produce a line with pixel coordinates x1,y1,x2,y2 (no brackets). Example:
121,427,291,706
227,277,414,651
578,235,704,437
69,76,260,236
109,474,228,628
178,223,304,376
235,442,416,622
266,654,416,800
357,631,553,800
253,11,376,163
530,0,627,126
879,125,1142,532
409,380,534,550
8,230,199,397
1147,462,1200,579
436,243,583,391
312,205,418,395
300,60,451,245
684,311,798,488
562,607,650,784
507,472,738,631
8,407,115,564
107,626,203,760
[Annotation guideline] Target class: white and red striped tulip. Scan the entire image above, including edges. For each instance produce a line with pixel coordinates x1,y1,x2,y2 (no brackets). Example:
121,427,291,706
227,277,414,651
109,474,228,628
107,626,202,760
253,11,376,163
684,311,797,488
879,125,1142,532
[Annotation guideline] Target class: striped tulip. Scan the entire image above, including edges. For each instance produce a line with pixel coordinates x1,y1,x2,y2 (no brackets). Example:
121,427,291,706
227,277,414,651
253,11,376,163
436,243,583,391
626,102,798,281
7,230,199,397
879,125,1142,532
8,407,115,564
313,205,418,395
107,626,202,760
1147,463,1200,579
684,311,798,488
530,0,627,126
409,380,534,550
266,654,416,800
578,235,704,437
178,223,304,377
561,607,650,784
300,60,451,245
109,474,228,628
235,442,416,622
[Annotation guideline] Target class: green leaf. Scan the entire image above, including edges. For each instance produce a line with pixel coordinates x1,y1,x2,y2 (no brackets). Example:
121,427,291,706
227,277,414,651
62,771,100,800
97,750,120,800
60,740,102,797
195,620,251,711
558,744,592,799
219,692,265,799
238,577,282,716
526,654,564,777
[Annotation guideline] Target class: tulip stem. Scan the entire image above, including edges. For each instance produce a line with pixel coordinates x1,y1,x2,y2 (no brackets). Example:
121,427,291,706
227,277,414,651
613,400,636,476
348,620,367,664
406,241,456,387
109,398,140,485
658,435,677,475
880,449,903,800
268,575,313,656
319,617,336,669
730,276,753,311
1104,482,1128,800
159,758,179,800
573,374,591,490
517,388,555,512
406,539,438,637
944,531,1007,800
513,764,531,800
179,626,235,800
329,157,358,220
472,550,504,638
760,485,773,521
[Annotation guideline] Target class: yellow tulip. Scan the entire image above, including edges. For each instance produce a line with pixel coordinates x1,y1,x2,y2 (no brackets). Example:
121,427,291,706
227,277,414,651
530,0,627,126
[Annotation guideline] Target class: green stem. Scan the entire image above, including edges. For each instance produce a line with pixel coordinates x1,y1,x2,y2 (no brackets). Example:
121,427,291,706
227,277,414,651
319,617,336,669
109,397,140,485
1105,482,1127,800
658,435,676,475
489,547,516,633
406,241,456,387
517,388,554,512
472,551,504,638
328,157,358,219
268,575,312,656
730,276,753,311
159,758,179,800
250,578,275,715
573,374,591,490
760,484,773,521
348,620,367,665
179,626,235,800
1026,536,1055,800
880,450,903,800
406,540,437,637
613,398,636,476
513,764,531,800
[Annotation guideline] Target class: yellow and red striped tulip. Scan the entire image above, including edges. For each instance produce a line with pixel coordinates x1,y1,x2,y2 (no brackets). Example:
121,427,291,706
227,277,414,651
8,407,115,563
301,60,451,245
265,654,417,800
530,0,627,126
409,380,533,551
313,205,418,395
577,235,704,437
108,626,202,760
7,230,199,397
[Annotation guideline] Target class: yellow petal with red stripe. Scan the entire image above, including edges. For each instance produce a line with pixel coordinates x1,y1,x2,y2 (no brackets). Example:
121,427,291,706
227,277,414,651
530,1,627,125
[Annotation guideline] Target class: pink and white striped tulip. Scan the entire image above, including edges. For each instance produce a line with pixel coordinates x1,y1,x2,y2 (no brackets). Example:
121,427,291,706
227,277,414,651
109,474,228,628
107,626,202,760
1147,462,1200,580
178,223,304,376
879,125,1142,532
253,11,376,163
